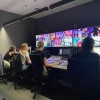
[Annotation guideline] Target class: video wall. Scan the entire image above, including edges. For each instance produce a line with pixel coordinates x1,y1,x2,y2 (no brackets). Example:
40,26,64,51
36,26,100,47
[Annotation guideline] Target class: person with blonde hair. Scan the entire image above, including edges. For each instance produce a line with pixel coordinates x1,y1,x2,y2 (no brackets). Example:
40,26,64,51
19,43,31,70
34,41,58,76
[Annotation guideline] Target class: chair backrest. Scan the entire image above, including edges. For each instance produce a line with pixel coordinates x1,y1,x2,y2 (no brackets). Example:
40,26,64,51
30,54,44,82
14,53,22,73
68,58,100,81
0,54,3,74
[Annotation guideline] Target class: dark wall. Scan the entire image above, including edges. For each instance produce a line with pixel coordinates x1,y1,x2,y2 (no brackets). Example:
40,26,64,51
0,10,19,27
34,1,100,34
4,18,34,47
0,10,34,47
0,10,34,55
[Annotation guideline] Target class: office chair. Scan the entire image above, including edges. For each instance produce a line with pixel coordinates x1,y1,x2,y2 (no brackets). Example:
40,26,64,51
30,54,49,99
0,54,7,85
68,58,100,100
13,53,29,90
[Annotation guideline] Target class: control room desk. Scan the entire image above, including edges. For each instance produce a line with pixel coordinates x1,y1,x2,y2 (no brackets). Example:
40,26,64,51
50,64,67,70
47,64,70,87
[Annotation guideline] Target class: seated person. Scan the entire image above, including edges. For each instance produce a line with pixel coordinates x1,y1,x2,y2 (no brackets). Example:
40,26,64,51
67,37,100,100
4,46,16,69
71,37,100,59
68,37,100,76
4,46,16,61
19,43,31,70
34,41,58,76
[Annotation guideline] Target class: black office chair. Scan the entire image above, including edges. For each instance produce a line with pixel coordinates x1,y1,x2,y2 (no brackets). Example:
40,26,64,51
68,58,100,100
0,54,7,85
30,54,48,99
13,53,29,90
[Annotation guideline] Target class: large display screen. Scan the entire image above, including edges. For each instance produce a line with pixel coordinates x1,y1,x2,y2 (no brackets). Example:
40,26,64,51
91,26,100,46
51,30,72,47
36,34,51,47
36,26,100,48
72,27,93,47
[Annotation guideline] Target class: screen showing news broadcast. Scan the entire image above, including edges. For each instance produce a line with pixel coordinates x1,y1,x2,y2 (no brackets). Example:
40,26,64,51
72,27,94,47
50,30,72,47
36,34,51,47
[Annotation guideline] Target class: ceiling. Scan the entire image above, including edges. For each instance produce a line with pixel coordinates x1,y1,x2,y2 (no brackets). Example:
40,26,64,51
0,0,94,19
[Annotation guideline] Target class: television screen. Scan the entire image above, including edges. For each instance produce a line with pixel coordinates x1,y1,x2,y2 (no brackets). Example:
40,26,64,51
91,26,100,46
36,34,51,47
51,30,72,47
72,27,93,47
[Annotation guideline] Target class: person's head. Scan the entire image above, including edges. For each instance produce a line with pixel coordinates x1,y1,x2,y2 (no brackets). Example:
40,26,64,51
81,37,94,52
37,41,44,49
20,43,29,51
9,46,16,52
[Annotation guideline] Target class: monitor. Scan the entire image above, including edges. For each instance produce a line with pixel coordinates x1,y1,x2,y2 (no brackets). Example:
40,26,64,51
59,48,71,55
93,47,100,55
59,49,63,55
36,34,51,47
72,27,93,47
51,30,72,47
91,26,100,46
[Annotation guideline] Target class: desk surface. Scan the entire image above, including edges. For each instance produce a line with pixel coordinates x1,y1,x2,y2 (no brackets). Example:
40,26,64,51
47,56,68,70
52,65,67,70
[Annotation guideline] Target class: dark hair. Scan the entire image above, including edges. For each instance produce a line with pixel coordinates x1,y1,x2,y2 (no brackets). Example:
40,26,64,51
9,47,15,52
81,37,94,52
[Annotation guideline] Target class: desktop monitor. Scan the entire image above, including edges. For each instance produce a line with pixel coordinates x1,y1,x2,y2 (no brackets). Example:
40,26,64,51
59,48,71,56
36,34,51,47
93,47,100,55
72,27,93,47
51,30,72,47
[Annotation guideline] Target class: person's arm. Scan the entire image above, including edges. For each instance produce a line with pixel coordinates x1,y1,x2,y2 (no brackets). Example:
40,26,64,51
9,52,14,56
26,52,31,64
26,57,31,64
43,57,58,67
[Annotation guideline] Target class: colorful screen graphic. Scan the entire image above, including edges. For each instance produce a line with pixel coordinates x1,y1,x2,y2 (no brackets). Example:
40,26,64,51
36,34,51,47
92,26,100,46
51,30,72,47
36,26,100,48
50,33,56,47
72,27,93,47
